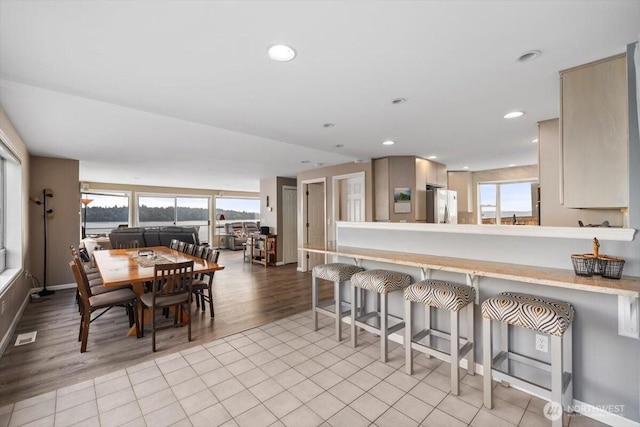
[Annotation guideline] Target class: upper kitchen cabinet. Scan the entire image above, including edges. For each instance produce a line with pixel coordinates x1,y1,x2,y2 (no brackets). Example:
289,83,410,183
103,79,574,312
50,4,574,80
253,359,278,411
560,54,628,208
447,171,472,212
424,159,447,187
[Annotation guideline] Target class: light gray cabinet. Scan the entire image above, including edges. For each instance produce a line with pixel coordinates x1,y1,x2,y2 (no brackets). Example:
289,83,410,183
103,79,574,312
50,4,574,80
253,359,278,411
424,160,447,187
560,54,628,208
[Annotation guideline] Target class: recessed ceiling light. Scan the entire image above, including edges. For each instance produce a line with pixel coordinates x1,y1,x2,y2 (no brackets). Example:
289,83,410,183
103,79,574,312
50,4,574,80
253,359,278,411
427,155,438,160
323,123,335,128
532,138,539,143
503,111,524,119
334,144,344,148
462,166,469,170
268,44,296,62
391,98,406,105
518,50,541,62
301,160,310,164
382,140,395,146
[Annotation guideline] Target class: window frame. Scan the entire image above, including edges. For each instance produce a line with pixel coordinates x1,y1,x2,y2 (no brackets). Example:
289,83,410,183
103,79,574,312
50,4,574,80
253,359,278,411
477,179,538,225
81,190,132,236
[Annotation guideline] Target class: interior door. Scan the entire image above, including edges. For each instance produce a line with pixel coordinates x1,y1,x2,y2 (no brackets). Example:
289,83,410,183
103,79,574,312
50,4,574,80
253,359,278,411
341,176,365,222
282,187,297,264
306,182,325,270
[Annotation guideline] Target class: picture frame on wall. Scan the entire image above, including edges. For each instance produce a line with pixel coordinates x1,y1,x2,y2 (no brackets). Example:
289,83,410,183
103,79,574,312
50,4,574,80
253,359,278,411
394,188,411,213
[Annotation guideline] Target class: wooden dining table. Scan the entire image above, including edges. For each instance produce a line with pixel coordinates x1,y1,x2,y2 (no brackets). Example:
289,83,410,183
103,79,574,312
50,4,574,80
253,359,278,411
94,246,225,336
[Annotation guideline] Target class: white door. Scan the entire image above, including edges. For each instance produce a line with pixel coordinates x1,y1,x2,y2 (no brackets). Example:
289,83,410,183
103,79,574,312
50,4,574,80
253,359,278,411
341,176,365,222
306,182,325,269
282,187,297,264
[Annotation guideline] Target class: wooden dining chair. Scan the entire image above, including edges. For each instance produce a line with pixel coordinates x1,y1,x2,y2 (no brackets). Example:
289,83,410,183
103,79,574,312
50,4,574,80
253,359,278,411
193,245,206,259
117,240,140,249
176,241,187,253
140,261,194,351
184,243,196,255
169,239,180,250
70,261,139,353
191,249,220,318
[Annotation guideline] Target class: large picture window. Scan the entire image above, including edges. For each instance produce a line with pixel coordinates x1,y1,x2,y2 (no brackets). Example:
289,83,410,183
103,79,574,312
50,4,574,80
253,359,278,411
137,195,210,243
478,181,537,225
82,192,130,236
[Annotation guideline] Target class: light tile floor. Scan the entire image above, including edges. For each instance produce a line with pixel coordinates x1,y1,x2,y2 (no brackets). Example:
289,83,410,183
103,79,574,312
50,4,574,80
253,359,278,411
0,311,609,427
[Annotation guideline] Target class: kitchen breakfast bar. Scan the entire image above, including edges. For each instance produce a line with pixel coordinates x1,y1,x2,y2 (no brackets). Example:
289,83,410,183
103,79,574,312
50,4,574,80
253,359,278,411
300,221,640,425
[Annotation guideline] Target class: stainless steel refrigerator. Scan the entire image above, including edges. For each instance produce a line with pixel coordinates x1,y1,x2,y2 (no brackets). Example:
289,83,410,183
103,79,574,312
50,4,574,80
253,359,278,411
426,188,458,224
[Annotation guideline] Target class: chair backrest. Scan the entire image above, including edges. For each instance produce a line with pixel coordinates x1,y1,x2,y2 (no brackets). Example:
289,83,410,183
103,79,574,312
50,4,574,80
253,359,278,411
184,243,195,255
70,260,91,308
198,249,220,283
71,256,95,297
116,240,140,249
169,239,180,250
109,227,146,248
152,261,194,296
193,245,206,259
158,226,199,247
176,241,187,252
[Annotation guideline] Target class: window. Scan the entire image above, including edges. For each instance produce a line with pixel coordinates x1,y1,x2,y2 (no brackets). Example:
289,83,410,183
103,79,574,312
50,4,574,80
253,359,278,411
137,195,210,243
478,181,537,225
0,138,23,290
214,197,260,236
82,192,130,236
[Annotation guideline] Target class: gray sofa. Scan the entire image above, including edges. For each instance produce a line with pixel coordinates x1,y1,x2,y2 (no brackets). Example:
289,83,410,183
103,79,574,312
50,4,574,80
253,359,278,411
109,226,199,248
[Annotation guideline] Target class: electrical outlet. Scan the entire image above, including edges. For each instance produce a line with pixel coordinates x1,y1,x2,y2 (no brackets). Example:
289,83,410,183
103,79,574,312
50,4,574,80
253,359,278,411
535,334,548,353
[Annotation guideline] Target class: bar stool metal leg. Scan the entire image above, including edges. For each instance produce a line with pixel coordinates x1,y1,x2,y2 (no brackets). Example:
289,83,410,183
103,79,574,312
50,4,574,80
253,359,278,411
334,280,341,341
551,334,563,427
564,324,573,413
351,284,357,348
467,302,475,375
450,309,459,395
381,292,388,363
483,316,493,409
404,299,413,374
312,276,319,331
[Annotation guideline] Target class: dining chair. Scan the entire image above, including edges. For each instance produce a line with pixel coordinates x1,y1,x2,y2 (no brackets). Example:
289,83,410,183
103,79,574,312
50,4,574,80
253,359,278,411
176,241,187,253
140,261,194,351
193,245,206,259
184,243,196,255
191,249,220,317
169,239,180,250
69,261,139,353
117,240,140,249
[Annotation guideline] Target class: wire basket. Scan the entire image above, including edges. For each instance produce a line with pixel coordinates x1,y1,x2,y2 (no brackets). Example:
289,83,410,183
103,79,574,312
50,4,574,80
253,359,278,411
571,254,596,277
597,256,625,279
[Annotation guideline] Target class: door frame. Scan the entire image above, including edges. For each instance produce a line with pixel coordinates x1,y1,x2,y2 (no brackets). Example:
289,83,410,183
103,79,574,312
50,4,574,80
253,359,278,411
332,171,366,237
300,177,326,272
282,185,298,265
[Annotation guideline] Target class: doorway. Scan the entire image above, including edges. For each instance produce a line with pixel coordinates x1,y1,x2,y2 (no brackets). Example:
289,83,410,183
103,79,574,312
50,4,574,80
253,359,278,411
282,186,297,264
301,178,326,271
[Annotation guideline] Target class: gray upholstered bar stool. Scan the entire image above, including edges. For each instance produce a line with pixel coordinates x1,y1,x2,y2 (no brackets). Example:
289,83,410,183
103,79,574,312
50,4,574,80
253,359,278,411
404,280,475,395
312,263,365,341
482,292,574,427
350,269,412,362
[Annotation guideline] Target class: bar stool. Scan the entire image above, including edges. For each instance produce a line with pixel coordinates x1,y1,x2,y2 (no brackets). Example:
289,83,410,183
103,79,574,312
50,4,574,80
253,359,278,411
351,269,412,362
404,280,475,395
482,292,574,427
312,263,365,341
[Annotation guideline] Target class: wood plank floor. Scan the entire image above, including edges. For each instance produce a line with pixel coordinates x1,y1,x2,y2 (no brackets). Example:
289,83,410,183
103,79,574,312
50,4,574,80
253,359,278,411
0,251,330,407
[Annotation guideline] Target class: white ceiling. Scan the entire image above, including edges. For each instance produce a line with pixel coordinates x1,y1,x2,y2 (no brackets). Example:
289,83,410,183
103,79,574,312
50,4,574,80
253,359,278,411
1,1,638,192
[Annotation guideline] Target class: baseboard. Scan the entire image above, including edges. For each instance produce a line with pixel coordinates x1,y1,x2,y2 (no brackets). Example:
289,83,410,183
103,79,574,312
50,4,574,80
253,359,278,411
0,291,30,358
338,317,640,426
33,282,76,292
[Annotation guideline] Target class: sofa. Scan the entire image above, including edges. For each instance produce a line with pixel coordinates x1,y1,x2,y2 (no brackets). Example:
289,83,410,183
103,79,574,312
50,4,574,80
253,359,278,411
109,226,200,248
224,221,260,250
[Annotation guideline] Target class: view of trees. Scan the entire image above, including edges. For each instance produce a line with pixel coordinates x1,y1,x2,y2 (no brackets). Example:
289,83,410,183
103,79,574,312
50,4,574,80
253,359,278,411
85,206,257,222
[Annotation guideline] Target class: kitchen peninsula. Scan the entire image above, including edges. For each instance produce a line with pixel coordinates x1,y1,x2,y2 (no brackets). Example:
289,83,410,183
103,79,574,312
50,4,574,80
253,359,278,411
300,221,640,425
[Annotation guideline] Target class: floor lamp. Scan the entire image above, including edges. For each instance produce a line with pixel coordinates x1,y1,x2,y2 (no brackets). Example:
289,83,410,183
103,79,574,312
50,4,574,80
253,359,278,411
30,188,55,296
81,197,93,239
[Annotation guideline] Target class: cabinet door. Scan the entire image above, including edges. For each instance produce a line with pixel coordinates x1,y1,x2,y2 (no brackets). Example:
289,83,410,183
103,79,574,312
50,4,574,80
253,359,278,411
448,171,472,212
436,163,448,187
561,55,628,208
